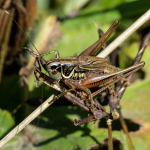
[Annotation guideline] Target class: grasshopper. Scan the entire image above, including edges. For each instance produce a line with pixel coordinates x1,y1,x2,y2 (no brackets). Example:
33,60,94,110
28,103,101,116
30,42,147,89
1,3,144,121
25,21,145,118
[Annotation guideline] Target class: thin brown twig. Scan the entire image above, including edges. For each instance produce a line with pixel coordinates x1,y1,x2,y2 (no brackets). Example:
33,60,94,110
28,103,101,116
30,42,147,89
107,119,113,150
117,107,135,150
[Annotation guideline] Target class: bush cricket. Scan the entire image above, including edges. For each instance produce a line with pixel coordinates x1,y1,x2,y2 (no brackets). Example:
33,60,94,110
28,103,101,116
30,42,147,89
0,4,145,123
25,21,144,120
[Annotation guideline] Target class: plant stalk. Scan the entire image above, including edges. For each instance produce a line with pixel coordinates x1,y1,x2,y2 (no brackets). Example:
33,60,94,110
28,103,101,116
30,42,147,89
107,119,113,150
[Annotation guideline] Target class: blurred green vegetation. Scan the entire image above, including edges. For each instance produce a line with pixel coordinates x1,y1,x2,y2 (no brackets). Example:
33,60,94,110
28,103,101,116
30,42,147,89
0,0,150,149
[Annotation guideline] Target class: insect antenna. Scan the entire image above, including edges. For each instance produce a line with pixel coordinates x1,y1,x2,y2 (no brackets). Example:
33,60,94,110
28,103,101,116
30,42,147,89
0,4,41,55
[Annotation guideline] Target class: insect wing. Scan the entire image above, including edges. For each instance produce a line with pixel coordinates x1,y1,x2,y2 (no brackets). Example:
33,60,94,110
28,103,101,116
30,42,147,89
82,62,144,86
78,55,109,71
79,21,119,56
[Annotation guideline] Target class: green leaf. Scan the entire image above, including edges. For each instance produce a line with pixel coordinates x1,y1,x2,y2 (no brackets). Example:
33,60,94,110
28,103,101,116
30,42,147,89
0,109,15,138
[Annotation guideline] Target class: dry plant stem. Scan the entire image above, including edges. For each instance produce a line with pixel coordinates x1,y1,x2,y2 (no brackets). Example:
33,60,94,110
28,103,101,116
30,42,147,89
107,119,113,150
97,9,150,58
117,107,135,150
0,94,56,148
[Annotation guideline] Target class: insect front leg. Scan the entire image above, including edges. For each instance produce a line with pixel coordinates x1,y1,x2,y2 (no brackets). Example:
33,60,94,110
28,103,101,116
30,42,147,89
34,58,41,87
24,47,60,58
32,54,53,87
33,67,95,116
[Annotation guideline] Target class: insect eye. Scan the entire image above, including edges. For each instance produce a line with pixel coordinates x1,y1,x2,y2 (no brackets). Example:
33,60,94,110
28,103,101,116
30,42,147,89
51,66,57,70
